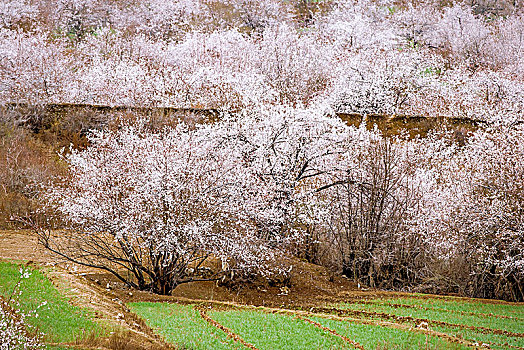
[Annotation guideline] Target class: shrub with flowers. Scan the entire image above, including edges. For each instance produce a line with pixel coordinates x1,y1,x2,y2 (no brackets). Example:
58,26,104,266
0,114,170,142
0,267,44,350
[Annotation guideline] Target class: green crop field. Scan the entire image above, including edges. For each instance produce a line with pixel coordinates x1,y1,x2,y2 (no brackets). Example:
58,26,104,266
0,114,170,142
2,260,523,350
130,298,524,350
0,261,103,346
332,297,524,350
128,302,246,350
208,310,348,350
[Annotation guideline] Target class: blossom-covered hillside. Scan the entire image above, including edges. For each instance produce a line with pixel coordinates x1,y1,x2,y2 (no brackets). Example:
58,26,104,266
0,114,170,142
0,0,522,302
0,0,523,123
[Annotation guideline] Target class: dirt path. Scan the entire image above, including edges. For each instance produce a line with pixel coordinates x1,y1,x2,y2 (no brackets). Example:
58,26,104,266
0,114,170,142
44,267,177,349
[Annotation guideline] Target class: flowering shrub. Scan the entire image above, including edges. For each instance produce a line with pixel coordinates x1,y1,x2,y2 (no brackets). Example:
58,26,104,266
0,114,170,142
0,268,44,350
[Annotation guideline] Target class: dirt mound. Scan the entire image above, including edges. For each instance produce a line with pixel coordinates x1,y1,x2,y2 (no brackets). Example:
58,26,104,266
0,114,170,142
0,229,363,309
92,257,359,310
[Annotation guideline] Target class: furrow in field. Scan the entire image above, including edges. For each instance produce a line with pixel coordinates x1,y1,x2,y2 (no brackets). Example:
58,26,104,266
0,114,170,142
296,315,366,350
338,291,522,306
310,307,524,338
172,298,486,349
343,298,524,322
197,307,260,350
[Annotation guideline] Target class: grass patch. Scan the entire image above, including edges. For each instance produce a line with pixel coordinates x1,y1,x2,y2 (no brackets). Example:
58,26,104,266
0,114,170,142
0,261,102,344
128,302,246,350
209,309,349,350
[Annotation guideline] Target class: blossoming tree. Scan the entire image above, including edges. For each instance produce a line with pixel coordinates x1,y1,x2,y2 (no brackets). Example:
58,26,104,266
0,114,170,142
40,122,274,294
